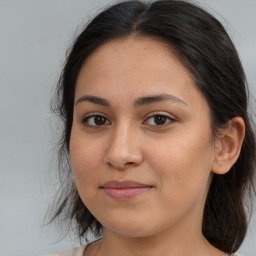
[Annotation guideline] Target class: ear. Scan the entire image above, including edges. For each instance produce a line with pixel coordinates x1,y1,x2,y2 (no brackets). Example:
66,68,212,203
211,117,245,175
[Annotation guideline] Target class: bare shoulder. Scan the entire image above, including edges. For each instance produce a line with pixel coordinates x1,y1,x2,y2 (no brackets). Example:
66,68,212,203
43,245,87,256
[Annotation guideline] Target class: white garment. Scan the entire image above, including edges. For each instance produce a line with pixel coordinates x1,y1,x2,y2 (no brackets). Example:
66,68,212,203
43,245,87,256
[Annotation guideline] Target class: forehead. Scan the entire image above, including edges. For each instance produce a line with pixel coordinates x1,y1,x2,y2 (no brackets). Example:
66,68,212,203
79,36,192,81
75,36,206,109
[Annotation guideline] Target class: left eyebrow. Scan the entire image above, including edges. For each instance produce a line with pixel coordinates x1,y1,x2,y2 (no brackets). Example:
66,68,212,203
75,93,188,107
134,93,188,107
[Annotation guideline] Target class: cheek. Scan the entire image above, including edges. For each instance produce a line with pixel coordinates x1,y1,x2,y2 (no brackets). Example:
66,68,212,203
145,129,214,193
69,130,103,188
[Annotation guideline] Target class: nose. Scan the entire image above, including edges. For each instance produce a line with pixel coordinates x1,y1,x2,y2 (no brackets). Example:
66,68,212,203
103,123,143,170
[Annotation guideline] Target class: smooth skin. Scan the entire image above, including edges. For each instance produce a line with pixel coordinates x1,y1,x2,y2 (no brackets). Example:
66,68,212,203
70,36,245,256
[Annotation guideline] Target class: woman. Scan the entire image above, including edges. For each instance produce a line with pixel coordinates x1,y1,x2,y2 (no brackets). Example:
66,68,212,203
45,0,256,255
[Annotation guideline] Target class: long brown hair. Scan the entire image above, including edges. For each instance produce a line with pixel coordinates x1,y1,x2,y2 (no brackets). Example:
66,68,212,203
49,1,256,254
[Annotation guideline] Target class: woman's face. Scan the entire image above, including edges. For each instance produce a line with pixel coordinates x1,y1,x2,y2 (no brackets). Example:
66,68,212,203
70,37,217,238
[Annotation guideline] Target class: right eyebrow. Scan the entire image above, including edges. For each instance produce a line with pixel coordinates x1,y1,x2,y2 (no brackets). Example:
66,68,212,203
75,95,110,107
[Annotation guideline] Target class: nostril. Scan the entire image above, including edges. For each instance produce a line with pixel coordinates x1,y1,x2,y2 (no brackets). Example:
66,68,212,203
106,161,137,169
126,162,134,165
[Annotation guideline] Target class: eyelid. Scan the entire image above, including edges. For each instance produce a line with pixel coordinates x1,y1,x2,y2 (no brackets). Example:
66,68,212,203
143,111,177,127
81,112,111,127
144,111,176,121
82,112,109,119
145,111,177,119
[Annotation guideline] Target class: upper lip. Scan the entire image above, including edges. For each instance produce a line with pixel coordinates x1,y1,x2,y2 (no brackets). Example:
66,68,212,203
100,180,153,189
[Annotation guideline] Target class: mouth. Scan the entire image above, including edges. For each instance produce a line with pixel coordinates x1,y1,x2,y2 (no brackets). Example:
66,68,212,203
100,180,154,200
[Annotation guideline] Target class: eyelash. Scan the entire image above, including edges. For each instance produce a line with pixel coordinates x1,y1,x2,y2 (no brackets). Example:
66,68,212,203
81,112,176,129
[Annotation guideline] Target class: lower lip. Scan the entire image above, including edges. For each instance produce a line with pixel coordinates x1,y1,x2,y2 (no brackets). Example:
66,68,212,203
102,187,152,200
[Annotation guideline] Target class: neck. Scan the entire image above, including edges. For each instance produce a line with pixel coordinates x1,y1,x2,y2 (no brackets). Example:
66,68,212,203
98,228,212,256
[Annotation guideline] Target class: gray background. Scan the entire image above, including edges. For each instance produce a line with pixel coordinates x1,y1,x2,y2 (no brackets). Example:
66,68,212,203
0,1,255,256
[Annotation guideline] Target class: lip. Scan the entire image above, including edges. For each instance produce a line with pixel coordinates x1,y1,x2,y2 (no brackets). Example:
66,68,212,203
100,180,153,200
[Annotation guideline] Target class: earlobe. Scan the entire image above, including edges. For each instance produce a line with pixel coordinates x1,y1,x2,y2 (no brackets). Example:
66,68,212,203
211,117,245,175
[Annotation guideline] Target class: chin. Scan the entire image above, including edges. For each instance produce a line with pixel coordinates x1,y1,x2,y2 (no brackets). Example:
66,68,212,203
100,215,143,235
101,215,167,239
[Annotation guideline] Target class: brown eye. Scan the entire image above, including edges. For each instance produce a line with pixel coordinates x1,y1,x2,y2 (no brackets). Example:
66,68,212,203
82,115,110,127
94,116,107,125
154,115,168,125
145,114,175,127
